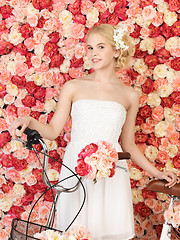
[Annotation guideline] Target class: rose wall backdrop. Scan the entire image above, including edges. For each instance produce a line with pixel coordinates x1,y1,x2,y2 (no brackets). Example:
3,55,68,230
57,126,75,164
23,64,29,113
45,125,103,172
0,0,179,239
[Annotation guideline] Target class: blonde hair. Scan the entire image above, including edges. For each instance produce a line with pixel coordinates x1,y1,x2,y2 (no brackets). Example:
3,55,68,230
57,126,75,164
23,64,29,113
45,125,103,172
86,24,135,69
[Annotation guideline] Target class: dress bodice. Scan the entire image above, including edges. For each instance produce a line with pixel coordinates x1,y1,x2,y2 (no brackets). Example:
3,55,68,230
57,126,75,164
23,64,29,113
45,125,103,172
70,99,127,151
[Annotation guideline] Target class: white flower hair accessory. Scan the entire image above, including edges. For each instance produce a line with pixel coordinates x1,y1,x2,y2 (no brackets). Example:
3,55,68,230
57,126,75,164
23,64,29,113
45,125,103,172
113,25,129,51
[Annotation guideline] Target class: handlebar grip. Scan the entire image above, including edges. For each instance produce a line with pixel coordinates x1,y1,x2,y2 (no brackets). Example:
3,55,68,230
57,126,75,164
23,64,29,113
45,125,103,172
118,152,131,160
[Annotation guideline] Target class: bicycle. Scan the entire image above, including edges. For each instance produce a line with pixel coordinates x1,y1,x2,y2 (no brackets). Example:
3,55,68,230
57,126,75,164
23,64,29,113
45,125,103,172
10,129,131,240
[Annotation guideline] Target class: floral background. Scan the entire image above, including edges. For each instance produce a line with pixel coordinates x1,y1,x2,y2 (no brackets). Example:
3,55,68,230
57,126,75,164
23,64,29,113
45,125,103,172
0,0,179,239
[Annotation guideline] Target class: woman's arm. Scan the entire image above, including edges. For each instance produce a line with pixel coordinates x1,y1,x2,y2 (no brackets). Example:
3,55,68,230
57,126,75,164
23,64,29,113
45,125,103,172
120,89,179,188
9,81,74,140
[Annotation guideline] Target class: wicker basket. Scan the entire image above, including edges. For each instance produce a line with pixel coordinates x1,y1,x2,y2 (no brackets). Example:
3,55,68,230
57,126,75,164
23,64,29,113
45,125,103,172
10,218,62,240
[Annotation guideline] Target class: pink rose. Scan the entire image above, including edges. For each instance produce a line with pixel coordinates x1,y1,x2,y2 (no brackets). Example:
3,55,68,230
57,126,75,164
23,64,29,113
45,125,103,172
70,23,85,39
6,105,17,117
73,14,86,25
0,132,11,148
0,83,6,98
69,67,84,78
15,62,28,76
5,169,21,182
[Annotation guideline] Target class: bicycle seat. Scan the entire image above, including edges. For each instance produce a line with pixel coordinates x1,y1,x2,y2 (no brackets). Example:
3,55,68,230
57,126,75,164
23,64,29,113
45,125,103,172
118,152,131,160
147,180,180,197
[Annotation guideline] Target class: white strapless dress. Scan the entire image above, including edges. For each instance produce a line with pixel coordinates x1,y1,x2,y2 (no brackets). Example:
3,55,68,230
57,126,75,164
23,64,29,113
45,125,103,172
56,99,134,240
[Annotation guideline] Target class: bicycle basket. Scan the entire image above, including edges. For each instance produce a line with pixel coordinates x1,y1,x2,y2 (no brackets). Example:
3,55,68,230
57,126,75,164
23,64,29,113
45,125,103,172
10,218,62,240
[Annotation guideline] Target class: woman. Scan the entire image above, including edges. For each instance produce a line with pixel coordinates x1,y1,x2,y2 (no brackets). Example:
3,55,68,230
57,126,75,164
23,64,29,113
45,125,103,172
10,24,179,240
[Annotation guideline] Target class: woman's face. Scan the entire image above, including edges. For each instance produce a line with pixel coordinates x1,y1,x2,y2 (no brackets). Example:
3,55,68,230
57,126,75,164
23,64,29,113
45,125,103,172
86,32,117,70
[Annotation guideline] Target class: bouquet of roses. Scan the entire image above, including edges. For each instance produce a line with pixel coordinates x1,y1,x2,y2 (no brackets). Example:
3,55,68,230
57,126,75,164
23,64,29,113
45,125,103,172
75,141,118,183
33,224,91,240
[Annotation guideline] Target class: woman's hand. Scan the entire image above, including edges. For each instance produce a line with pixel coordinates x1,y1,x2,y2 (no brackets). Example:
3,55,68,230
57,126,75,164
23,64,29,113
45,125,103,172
9,116,31,138
157,171,180,188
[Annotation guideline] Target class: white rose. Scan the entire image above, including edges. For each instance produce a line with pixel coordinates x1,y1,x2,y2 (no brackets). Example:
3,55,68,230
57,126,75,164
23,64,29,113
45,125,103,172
154,121,168,137
8,30,24,45
158,83,173,97
140,38,154,54
147,92,161,107
13,184,25,198
129,167,143,180
6,83,19,97
44,139,58,151
166,68,176,83
165,160,176,172
26,3,39,16
83,56,92,70
164,10,177,26
0,197,13,212
135,15,151,27
132,188,143,204
156,1,169,13
164,107,176,122
165,37,179,52
59,10,73,25
133,58,148,74
44,99,56,113
167,144,178,158
153,64,168,79
86,7,99,23
145,145,158,162
0,99,4,108
34,43,44,57
6,61,16,75
60,59,70,73
47,169,60,181
30,73,44,86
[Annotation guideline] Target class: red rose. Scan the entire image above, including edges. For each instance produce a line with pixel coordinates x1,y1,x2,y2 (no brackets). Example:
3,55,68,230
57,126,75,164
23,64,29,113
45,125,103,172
0,20,8,32
12,157,27,171
171,57,180,71
32,143,42,151
139,0,156,8
21,193,34,206
108,13,120,25
22,95,36,107
44,189,56,202
20,23,34,38
146,133,161,148
51,161,62,172
141,78,154,94
135,132,148,143
37,16,46,28
0,83,7,98
68,0,81,15
168,0,180,12
155,162,165,171
32,168,43,181
1,180,14,193
11,75,26,88
32,0,52,10
173,153,180,169
0,5,13,19
25,81,38,94
78,143,98,159
73,14,86,25
138,105,152,118
134,43,147,58
134,202,152,217
170,91,180,104
160,23,173,39
171,20,180,36
142,187,157,199
34,180,47,193
115,7,128,21
109,162,116,178
70,57,84,68
0,40,13,55
149,24,161,38
30,111,41,120
144,55,159,69
47,112,54,123
6,105,17,117
99,10,110,23
155,48,171,64
75,159,89,176
56,135,67,147
48,150,60,164
130,24,141,38
135,114,145,125
8,206,25,219
155,225,163,238
50,53,64,68
26,52,35,68
130,179,138,188
161,96,173,108
48,32,60,43
34,87,46,101
126,68,139,81
0,132,11,148
63,73,73,81
13,43,28,56
0,153,13,168
44,42,58,58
